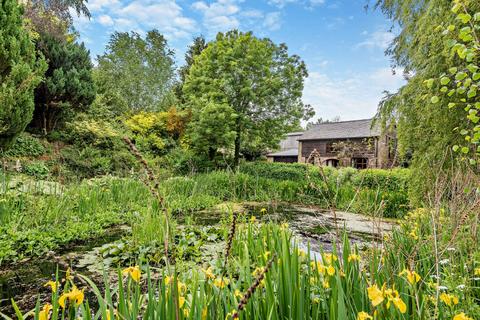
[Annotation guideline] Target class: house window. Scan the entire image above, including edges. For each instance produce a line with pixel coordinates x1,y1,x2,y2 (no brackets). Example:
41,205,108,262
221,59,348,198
352,157,368,169
325,159,339,167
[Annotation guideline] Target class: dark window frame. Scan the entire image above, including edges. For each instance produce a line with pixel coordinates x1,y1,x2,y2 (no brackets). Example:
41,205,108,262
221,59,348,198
352,157,368,169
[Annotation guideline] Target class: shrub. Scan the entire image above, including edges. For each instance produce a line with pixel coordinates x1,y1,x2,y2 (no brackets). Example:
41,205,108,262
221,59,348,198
239,162,308,181
65,117,121,148
23,161,49,179
4,133,46,157
351,168,411,192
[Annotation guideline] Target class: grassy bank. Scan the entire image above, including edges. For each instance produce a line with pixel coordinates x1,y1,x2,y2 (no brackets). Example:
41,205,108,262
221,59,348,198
162,162,411,218
0,163,411,265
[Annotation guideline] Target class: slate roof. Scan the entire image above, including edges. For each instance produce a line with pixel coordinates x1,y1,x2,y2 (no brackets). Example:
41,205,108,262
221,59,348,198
267,148,298,157
298,119,381,141
279,132,303,150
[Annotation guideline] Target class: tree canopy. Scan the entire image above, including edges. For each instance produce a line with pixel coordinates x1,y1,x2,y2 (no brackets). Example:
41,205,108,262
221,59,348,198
96,30,176,113
31,34,95,134
0,0,46,150
183,30,313,167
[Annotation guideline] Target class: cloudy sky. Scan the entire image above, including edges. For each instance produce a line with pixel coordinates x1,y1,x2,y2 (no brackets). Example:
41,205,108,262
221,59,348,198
73,0,405,121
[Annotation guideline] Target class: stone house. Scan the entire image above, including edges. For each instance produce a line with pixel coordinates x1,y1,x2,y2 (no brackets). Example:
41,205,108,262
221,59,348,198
267,119,395,169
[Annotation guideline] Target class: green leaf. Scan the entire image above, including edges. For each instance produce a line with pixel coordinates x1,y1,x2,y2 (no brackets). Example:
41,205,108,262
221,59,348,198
452,3,461,13
452,145,460,152
457,13,472,24
448,102,456,108
424,78,435,88
467,89,477,98
473,73,480,81
447,24,456,31
448,89,456,97
460,129,468,135
449,67,458,74
474,12,480,21
430,96,440,104
440,77,450,85
461,146,469,154
467,64,478,73
470,158,477,165
440,86,448,92
455,72,467,81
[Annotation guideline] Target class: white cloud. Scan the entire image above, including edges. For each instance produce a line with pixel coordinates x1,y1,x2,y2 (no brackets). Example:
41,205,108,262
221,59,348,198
98,15,114,26
192,0,282,34
302,68,405,121
192,0,241,34
87,0,120,12
263,12,282,31
356,30,395,50
78,0,197,41
268,0,325,9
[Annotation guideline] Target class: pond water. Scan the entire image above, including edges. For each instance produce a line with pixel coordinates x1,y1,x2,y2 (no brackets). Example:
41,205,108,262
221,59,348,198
0,203,394,315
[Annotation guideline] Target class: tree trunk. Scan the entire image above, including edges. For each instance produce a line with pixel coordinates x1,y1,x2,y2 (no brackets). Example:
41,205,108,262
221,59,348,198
233,122,241,170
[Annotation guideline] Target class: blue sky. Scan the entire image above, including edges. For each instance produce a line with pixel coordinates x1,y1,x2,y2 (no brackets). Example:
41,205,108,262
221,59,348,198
73,0,405,121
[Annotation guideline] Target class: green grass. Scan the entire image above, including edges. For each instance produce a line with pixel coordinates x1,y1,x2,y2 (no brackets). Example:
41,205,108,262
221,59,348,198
0,176,152,264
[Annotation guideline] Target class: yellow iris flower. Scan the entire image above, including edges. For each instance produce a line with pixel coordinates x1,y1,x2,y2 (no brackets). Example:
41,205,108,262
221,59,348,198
367,284,384,307
357,311,373,320
58,285,84,309
399,269,421,285
44,280,57,292
39,303,52,320
202,266,215,280
453,313,473,320
348,254,361,263
440,292,459,306
327,265,335,276
213,277,230,289
122,266,141,282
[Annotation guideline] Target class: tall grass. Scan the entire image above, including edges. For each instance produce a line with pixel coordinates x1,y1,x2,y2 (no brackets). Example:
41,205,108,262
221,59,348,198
0,176,153,264
7,219,478,319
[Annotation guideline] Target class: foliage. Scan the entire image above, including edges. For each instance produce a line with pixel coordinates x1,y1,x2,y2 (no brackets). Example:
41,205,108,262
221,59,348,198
187,101,238,161
60,145,136,179
23,161,50,178
124,107,190,155
426,1,480,164
183,30,313,167
0,0,46,150
175,36,208,102
240,161,309,181
8,219,479,319
31,33,95,134
0,177,151,264
96,30,176,113
22,0,90,40
374,0,480,202
4,133,46,158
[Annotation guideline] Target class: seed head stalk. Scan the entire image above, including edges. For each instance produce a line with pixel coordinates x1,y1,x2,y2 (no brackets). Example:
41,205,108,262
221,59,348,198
123,136,179,320
232,253,276,319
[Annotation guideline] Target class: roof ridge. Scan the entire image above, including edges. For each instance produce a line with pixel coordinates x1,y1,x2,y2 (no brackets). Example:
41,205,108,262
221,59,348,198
311,118,372,127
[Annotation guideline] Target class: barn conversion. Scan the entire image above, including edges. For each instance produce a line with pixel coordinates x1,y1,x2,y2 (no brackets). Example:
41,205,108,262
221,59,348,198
267,119,395,169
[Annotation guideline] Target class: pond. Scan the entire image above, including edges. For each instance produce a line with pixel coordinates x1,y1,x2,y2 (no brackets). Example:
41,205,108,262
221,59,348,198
0,203,394,315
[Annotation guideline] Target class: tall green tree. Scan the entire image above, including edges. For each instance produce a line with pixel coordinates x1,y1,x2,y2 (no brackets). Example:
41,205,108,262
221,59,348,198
175,36,208,102
31,34,95,134
0,0,46,150
96,30,176,113
183,30,313,167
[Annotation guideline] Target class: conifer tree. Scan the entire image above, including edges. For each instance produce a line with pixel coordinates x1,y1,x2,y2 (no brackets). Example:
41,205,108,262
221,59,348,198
0,0,46,150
